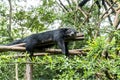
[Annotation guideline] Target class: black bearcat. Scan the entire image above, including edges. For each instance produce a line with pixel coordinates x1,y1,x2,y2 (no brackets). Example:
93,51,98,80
7,28,77,57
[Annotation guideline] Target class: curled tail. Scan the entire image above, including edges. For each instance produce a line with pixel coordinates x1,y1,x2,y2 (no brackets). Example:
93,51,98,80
6,39,24,46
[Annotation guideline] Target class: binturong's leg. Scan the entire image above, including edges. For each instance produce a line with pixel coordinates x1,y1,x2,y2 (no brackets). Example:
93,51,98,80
65,42,69,56
57,39,69,56
25,40,37,59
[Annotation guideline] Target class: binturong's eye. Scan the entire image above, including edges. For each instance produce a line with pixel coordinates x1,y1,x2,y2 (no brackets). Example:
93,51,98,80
66,28,77,37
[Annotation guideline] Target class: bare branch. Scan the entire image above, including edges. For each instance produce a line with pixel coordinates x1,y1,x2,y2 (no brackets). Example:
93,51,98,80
105,0,116,12
55,0,66,12
77,7,88,19
113,9,120,28
58,0,69,12
103,1,113,25
100,1,116,19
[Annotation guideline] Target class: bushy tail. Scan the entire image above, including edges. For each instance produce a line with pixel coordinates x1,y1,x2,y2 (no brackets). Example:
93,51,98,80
6,39,24,46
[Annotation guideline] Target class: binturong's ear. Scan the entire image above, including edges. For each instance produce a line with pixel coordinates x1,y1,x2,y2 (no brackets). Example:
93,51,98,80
65,28,77,37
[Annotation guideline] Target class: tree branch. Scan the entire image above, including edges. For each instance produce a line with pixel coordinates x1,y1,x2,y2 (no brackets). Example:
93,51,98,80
77,7,88,20
58,0,69,12
113,9,120,28
11,49,87,58
105,0,116,12
103,1,113,25
55,0,66,12
100,1,116,19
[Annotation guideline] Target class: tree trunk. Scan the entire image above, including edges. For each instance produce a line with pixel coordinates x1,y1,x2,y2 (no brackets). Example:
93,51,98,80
8,0,13,40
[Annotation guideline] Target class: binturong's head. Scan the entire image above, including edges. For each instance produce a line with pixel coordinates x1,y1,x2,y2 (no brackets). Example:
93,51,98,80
64,28,78,37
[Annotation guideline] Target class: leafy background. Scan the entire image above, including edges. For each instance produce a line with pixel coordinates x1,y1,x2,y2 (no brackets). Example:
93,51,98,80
0,0,120,79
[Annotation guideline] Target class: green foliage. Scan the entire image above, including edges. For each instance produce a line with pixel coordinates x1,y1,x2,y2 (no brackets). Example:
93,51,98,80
0,0,120,79
37,7,57,24
0,51,120,79
87,37,106,60
114,30,120,50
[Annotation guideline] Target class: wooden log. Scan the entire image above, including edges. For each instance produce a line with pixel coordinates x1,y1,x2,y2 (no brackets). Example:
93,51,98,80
0,46,26,52
0,45,87,55
11,49,87,58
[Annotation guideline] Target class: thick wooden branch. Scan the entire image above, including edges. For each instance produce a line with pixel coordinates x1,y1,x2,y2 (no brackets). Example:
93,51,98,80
0,46,25,52
0,42,87,56
11,49,87,58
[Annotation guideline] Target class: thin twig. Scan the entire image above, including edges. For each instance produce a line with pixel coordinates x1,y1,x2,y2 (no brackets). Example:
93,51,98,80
58,0,69,12
100,1,117,19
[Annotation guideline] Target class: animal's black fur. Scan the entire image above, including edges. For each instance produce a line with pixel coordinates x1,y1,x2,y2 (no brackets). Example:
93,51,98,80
7,28,77,57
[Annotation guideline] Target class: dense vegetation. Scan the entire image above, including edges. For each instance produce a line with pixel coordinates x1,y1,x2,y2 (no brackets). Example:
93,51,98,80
0,0,120,79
